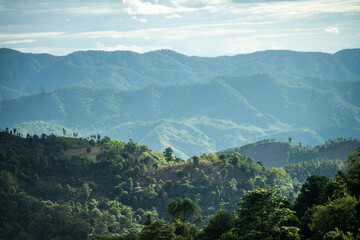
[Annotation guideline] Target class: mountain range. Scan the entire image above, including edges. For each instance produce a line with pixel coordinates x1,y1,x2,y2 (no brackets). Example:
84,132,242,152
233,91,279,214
1,48,359,158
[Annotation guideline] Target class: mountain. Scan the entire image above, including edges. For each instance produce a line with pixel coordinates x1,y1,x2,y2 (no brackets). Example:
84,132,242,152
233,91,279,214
1,48,360,96
1,72,359,158
1,48,359,158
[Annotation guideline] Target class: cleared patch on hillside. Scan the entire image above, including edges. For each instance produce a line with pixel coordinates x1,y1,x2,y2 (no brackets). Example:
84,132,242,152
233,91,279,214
317,141,360,161
65,146,101,162
239,141,290,167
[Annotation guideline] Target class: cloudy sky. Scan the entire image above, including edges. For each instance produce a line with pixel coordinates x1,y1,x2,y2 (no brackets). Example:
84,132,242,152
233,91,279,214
0,0,359,56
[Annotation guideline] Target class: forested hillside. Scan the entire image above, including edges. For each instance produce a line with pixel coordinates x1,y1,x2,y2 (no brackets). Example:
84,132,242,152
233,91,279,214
218,138,360,167
1,73,359,158
1,131,360,240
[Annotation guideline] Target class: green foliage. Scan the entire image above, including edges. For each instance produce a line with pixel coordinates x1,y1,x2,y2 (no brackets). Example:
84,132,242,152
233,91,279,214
233,188,300,240
166,198,201,223
284,158,344,183
163,147,174,162
344,146,360,197
310,195,360,238
139,217,175,240
219,231,241,240
293,175,346,219
191,155,200,166
199,209,235,240
323,228,356,240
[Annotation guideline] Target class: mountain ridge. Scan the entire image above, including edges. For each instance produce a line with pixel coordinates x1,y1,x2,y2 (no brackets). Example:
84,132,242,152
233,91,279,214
1,48,360,97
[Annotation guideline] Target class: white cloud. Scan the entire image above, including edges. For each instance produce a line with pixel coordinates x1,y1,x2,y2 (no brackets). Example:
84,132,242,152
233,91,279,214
0,39,36,44
72,30,146,39
166,14,182,19
62,6,122,15
123,0,198,14
132,16,148,22
325,26,339,34
0,32,64,40
26,3,124,15
70,22,257,42
230,0,360,18
14,47,78,56
95,42,172,53
96,42,143,52
171,0,226,8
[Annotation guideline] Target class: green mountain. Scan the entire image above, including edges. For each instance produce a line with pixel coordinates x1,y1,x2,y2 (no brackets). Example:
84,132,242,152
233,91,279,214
1,48,359,158
1,48,360,96
1,72,359,158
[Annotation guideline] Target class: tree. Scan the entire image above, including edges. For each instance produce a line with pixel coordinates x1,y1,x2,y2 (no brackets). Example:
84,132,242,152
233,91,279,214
173,219,199,240
344,147,360,198
323,228,356,240
293,175,332,218
233,188,300,240
64,218,92,239
166,198,201,223
219,231,241,240
310,195,360,238
139,214,175,240
144,213,153,226
163,147,173,162
200,209,235,240
192,155,200,166
288,137,292,143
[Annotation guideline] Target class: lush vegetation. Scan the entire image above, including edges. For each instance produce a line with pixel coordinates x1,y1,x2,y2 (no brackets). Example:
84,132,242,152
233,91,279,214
1,131,359,239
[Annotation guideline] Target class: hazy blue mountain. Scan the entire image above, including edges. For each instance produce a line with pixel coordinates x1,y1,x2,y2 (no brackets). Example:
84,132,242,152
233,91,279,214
1,48,360,95
1,72,359,158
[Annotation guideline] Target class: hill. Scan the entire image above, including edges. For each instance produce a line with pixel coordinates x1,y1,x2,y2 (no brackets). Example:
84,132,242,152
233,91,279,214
1,131,359,239
218,137,360,167
0,131,295,239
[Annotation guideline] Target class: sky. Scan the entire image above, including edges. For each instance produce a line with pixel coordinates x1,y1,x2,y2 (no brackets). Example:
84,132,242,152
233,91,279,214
0,0,359,56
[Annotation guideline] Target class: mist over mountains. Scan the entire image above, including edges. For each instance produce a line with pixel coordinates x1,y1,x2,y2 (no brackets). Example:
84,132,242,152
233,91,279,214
1,48,359,158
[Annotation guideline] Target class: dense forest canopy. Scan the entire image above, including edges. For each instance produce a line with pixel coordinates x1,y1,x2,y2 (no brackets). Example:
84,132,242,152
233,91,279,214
1,131,359,239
